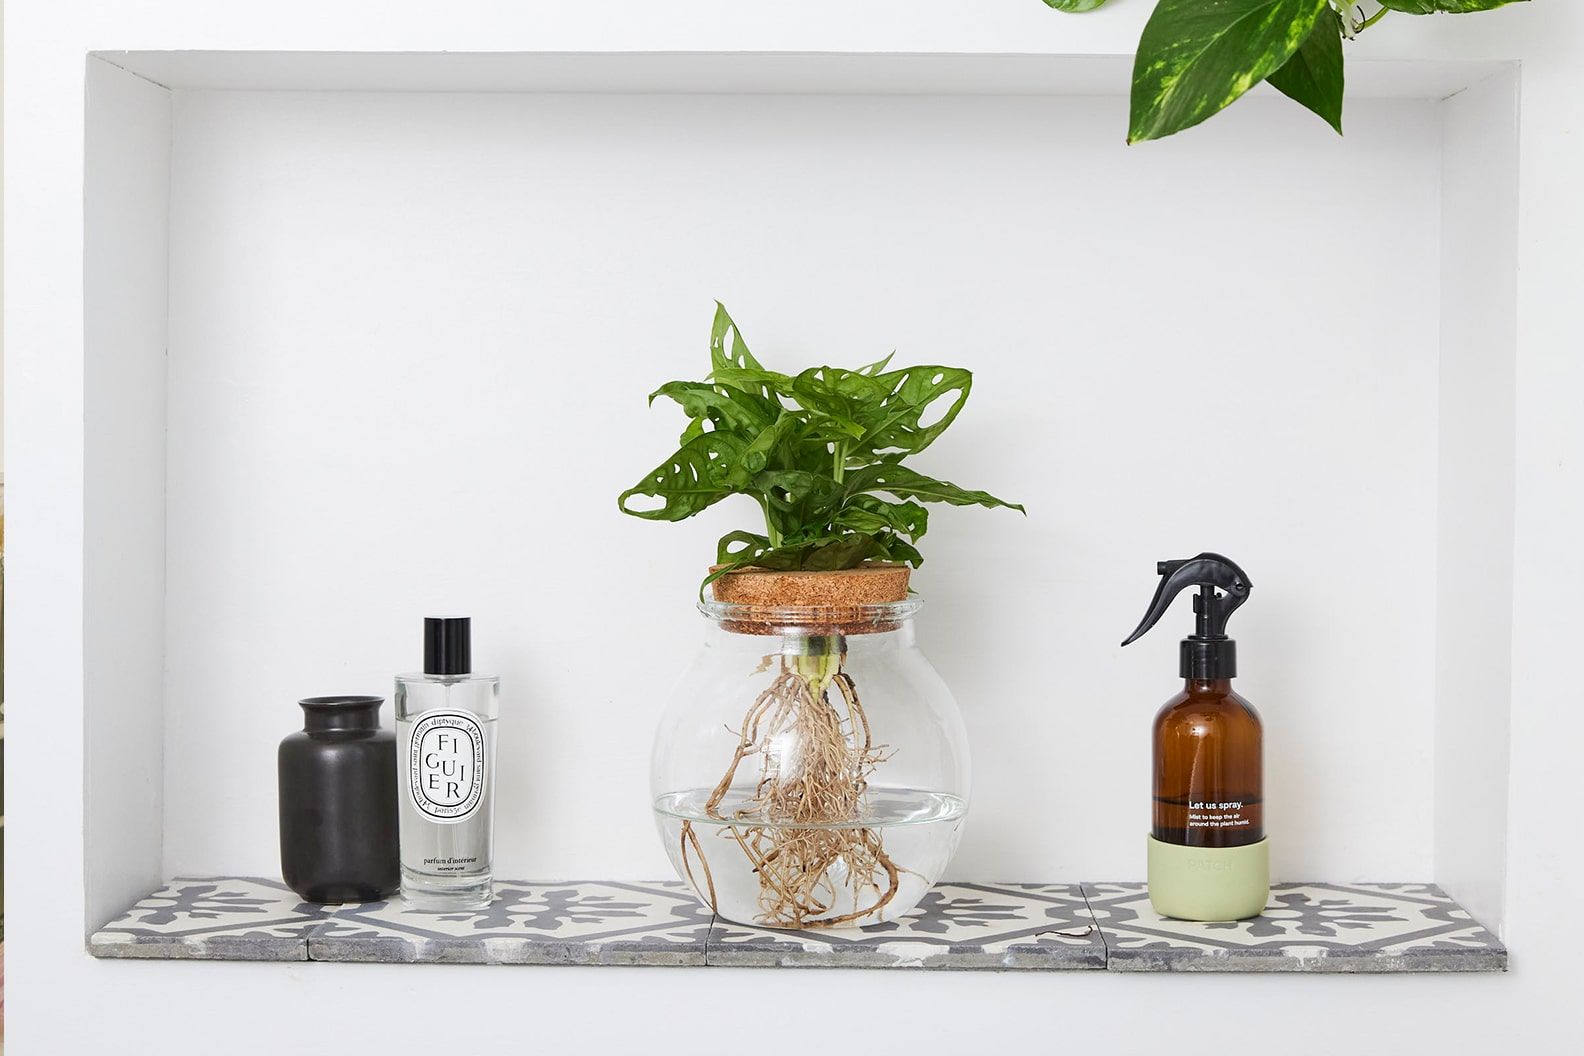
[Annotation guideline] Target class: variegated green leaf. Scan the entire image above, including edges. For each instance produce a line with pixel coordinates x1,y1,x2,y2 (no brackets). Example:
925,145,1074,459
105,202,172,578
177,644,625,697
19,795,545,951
1377,1,1526,12
1041,0,1111,10
1129,0,1330,144
1266,4,1344,134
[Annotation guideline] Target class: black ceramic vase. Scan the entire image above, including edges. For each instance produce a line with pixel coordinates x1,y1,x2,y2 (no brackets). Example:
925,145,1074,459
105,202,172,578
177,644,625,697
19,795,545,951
278,695,400,903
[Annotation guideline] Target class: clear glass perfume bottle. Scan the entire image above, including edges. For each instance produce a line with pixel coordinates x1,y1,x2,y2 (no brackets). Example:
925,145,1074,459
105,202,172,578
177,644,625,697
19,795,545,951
395,616,499,910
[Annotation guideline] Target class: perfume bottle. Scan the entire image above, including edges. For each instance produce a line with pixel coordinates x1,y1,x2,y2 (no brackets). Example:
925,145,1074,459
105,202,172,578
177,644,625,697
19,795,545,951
395,616,499,909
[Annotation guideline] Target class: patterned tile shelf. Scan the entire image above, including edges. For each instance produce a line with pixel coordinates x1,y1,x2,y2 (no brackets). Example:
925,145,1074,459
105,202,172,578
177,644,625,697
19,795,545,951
89,877,1506,973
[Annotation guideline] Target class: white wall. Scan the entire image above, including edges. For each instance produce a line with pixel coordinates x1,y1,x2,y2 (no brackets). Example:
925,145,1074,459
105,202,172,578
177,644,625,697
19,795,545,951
1433,68,1519,940
159,88,1440,889
82,56,170,933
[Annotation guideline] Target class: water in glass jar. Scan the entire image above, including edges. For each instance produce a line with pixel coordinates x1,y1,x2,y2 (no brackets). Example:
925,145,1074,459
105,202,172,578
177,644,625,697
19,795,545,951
653,786,966,928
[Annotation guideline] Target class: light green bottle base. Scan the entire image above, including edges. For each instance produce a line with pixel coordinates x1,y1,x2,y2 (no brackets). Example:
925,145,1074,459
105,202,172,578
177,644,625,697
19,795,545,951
1146,835,1269,922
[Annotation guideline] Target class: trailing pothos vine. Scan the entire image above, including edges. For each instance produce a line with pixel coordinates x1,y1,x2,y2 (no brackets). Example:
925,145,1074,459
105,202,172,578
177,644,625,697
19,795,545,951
617,304,1022,589
1042,1,1527,142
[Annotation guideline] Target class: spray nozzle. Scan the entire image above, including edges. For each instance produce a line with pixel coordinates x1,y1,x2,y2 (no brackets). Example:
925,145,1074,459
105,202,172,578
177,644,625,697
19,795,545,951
1121,553,1253,679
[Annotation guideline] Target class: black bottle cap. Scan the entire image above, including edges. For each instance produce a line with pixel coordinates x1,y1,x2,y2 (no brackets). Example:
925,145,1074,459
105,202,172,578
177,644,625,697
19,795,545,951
424,617,472,676
1180,638,1237,680
1120,553,1252,680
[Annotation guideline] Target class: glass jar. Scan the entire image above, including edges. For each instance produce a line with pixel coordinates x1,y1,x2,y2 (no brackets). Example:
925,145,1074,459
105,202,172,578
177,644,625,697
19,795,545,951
651,596,969,929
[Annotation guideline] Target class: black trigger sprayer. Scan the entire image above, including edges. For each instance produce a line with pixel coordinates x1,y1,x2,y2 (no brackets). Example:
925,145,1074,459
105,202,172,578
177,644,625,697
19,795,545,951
1121,552,1251,680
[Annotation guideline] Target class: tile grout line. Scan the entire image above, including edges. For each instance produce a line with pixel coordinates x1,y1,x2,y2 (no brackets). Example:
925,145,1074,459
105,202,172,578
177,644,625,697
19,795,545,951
703,907,720,967
1076,882,1113,971
304,909,330,962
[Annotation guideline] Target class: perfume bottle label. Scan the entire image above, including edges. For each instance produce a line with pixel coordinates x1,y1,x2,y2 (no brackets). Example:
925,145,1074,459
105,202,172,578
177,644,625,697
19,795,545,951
407,710,486,824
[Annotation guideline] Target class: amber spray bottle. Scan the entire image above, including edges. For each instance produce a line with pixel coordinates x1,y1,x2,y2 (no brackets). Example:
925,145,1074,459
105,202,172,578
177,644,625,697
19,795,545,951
1121,553,1267,921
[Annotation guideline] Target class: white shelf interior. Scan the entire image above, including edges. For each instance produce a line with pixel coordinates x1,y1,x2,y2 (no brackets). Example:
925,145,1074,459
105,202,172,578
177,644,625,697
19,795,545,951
81,50,1518,941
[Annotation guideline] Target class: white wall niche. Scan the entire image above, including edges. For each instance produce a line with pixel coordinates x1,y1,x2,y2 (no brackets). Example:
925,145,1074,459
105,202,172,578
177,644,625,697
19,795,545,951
63,40,1523,1034
8,0,1579,1045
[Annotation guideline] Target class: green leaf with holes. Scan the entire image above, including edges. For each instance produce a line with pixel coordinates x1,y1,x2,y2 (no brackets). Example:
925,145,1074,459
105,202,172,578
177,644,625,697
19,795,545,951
832,496,931,541
617,432,746,521
859,365,973,458
791,366,886,442
754,470,845,521
846,464,1025,513
707,302,786,421
1266,4,1344,133
715,530,772,566
709,301,763,374
762,534,889,572
649,380,775,433
620,304,1023,579
1129,0,1330,143
725,411,803,487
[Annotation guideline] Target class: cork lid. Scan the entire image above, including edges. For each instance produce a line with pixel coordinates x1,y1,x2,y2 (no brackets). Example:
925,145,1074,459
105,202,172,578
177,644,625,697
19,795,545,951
704,564,916,635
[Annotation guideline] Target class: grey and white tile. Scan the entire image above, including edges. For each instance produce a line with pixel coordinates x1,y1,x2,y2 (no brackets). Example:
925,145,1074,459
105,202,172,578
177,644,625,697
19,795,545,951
89,876,329,961
705,882,1106,969
89,876,1508,972
310,880,712,965
1083,881,1507,972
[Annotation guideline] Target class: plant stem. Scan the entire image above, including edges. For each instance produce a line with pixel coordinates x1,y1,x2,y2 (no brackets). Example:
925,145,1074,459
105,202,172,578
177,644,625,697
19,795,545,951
832,440,847,485
1350,3,1389,34
755,493,782,548
792,633,845,692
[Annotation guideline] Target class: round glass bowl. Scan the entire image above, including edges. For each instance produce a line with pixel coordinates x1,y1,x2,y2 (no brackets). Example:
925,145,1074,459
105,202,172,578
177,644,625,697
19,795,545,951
651,596,969,929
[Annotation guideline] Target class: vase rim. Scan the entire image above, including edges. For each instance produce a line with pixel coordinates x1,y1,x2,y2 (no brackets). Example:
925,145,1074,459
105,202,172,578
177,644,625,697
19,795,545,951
698,595,922,636
298,695,385,709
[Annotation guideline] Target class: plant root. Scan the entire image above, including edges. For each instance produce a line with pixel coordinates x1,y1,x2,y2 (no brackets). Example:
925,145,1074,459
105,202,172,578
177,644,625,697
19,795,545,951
679,820,717,914
697,647,903,929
